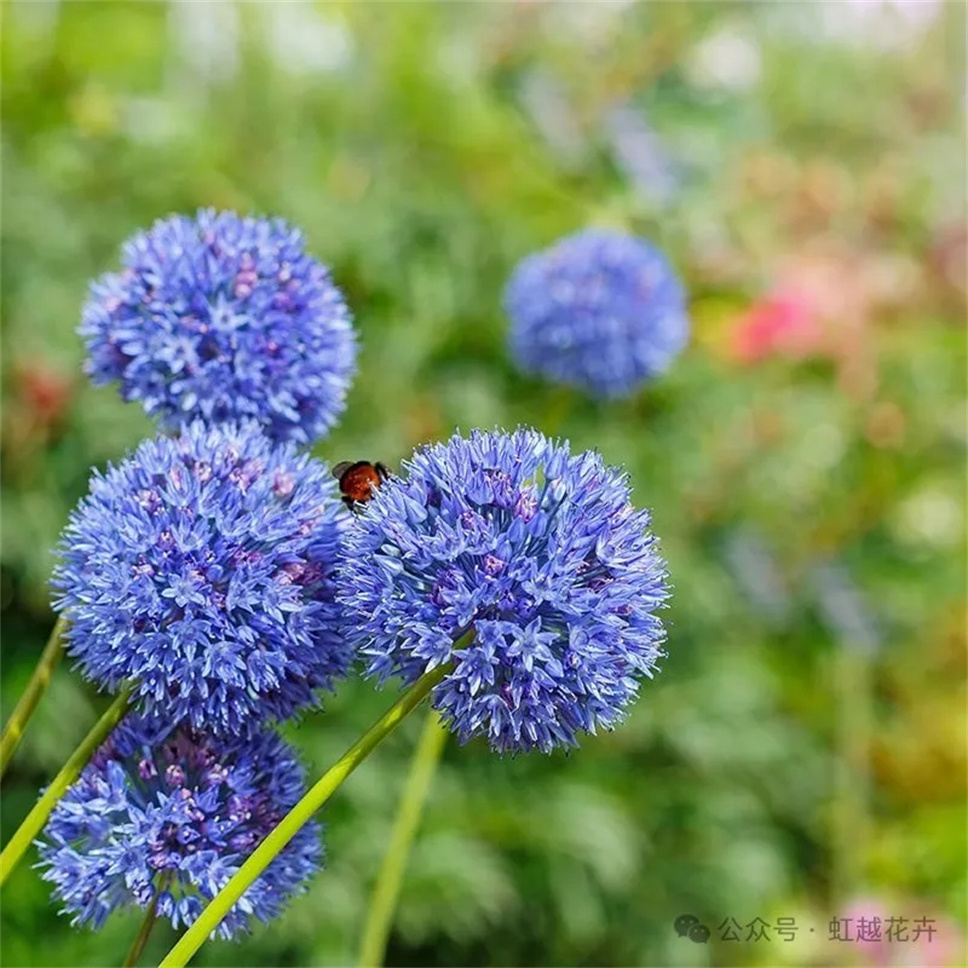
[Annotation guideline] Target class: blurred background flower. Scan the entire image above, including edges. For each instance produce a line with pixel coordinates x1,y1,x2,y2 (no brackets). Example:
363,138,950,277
505,229,689,397
1,2,964,967
730,289,823,365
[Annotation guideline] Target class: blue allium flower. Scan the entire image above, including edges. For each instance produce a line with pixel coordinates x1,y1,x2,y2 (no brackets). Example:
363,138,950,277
80,209,356,445
504,228,689,397
338,428,669,753
53,421,350,734
38,715,321,938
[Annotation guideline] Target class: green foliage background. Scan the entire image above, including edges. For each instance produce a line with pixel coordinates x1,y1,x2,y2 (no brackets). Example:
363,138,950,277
1,2,965,966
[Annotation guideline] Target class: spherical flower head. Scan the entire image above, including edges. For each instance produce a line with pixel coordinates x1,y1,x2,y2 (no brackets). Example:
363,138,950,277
338,428,669,753
504,228,689,398
80,208,357,445
53,421,351,734
38,715,322,938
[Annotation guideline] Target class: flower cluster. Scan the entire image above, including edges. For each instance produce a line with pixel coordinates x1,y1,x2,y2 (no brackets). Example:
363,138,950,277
339,428,669,753
53,420,349,735
81,209,356,445
38,715,321,938
37,212,681,949
504,228,689,398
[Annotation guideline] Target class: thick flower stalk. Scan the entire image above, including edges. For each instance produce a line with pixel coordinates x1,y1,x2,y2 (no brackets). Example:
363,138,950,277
504,228,690,398
52,421,351,735
339,428,670,753
37,714,322,939
80,209,356,445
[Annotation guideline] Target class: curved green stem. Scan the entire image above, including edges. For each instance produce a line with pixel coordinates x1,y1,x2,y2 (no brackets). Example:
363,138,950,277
0,614,68,778
358,707,448,968
0,683,133,887
159,665,450,968
123,871,171,968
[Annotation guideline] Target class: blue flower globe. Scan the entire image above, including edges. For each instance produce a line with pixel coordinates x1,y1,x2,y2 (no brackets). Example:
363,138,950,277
338,428,669,753
504,228,689,398
38,714,322,938
81,209,357,445
53,421,351,735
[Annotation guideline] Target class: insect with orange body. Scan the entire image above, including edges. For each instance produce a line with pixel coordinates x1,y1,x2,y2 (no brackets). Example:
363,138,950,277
332,460,391,512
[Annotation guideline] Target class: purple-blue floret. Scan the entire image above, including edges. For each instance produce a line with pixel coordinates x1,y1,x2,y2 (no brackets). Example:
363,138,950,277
80,209,356,445
338,428,669,753
37,714,322,939
52,421,351,735
504,228,689,398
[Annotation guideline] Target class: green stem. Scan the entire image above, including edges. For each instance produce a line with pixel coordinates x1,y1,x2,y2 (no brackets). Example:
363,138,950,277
358,707,449,968
832,646,872,906
123,871,171,968
159,665,450,968
0,683,133,887
0,614,68,778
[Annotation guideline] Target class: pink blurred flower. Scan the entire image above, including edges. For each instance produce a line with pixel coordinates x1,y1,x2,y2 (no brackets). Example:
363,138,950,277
841,897,967,968
843,897,892,965
898,916,967,968
727,244,906,400
730,289,823,364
